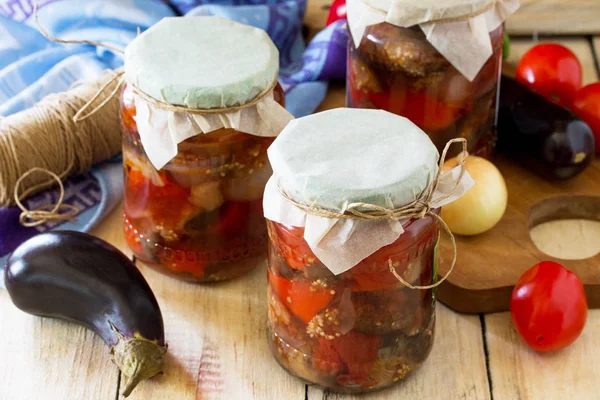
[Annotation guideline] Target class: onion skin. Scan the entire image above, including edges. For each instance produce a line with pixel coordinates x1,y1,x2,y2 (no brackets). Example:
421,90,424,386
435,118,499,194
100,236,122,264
4,231,167,397
441,156,508,236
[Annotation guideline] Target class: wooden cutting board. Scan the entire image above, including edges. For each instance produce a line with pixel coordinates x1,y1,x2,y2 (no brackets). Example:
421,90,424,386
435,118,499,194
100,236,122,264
437,157,600,314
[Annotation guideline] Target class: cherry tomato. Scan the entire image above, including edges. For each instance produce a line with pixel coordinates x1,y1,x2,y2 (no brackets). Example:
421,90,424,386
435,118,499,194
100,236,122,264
268,271,335,324
515,43,582,108
510,261,587,352
572,83,600,153
326,0,346,26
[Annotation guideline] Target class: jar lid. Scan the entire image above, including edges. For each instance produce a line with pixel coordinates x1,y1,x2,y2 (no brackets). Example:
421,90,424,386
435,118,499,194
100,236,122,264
124,16,279,109
268,108,439,212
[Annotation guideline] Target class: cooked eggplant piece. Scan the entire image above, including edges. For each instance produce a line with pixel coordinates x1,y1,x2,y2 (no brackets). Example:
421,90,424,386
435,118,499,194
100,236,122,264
498,76,595,180
4,231,167,397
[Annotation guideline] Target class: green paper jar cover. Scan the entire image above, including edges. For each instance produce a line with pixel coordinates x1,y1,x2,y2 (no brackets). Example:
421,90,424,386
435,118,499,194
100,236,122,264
124,16,293,170
263,108,474,274
347,0,520,80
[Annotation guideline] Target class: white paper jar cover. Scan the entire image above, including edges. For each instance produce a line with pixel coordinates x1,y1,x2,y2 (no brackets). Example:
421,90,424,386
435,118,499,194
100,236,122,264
263,108,474,275
346,0,520,81
124,16,293,170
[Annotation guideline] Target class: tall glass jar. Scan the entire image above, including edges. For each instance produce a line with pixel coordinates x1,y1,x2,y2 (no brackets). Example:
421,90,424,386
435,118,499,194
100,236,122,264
345,0,519,159
120,16,291,282
347,23,504,158
262,108,471,393
266,214,439,393
121,84,285,282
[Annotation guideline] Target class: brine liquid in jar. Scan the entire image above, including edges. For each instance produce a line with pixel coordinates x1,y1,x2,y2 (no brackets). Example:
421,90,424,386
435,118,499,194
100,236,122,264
347,23,504,159
266,214,439,393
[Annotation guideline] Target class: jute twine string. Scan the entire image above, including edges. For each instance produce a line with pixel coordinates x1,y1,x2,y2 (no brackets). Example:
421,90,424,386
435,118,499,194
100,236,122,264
14,168,79,227
363,0,496,25
1,68,123,213
278,138,467,290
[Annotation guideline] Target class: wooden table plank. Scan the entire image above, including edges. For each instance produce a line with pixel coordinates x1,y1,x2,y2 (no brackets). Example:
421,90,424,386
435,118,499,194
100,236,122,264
304,0,600,40
0,292,120,400
506,0,600,35
485,37,600,400
307,306,491,400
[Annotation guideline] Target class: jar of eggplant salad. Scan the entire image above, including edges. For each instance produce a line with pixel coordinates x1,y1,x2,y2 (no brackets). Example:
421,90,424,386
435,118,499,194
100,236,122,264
120,17,293,282
346,0,520,158
263,109,473,393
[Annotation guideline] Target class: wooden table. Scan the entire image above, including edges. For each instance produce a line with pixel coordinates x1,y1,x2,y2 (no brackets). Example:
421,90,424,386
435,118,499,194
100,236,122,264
3,3,600,400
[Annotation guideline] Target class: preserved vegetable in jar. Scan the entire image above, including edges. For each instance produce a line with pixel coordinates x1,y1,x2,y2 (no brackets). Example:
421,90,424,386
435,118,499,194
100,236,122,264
262,109,473,392
120,17,293,282
346,0,520,158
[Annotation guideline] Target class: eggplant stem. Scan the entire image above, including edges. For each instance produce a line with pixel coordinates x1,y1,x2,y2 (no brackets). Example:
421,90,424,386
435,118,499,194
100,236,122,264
110,326,167,397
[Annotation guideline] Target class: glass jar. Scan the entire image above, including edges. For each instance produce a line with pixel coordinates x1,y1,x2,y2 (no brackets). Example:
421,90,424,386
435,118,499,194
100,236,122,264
121,83,286,282
266,213,439,393
347,23,504,158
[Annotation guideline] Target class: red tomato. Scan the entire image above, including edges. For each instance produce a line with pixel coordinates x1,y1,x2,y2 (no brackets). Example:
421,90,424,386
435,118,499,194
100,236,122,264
333,331,380,384
216,202,251,236
160,247,207,278
273,223,318,272
510,261,587,352
573,83,600,153
268,271,335,324
387,88,460,132
313,338,343,375
326,0,346,26
148,173,199,231
516,43,582,108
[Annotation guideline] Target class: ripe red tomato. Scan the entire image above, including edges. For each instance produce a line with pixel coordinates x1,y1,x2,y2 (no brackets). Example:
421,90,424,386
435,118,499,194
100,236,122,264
516,43,582,108
326,0,346,26
510,261,587,352
573,83,600,153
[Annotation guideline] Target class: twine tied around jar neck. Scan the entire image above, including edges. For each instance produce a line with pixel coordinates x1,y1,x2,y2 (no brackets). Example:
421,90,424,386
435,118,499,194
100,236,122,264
277,138,468,290
362,0,497,25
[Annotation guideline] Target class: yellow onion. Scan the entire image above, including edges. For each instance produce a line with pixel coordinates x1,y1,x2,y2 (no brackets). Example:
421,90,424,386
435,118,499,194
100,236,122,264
441,155,507,236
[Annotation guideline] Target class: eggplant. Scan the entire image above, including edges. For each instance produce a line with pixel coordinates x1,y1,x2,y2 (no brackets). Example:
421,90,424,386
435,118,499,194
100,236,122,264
497,75,595,180
4,231,167,397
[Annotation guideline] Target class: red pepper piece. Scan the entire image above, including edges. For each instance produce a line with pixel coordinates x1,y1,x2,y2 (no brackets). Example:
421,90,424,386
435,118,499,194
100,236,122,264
313,337,343,376
268,271,335,324
387,89,460,132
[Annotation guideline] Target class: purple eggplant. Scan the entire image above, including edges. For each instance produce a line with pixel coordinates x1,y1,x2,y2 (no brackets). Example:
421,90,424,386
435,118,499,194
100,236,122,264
498,75,595,180
4,231,167,397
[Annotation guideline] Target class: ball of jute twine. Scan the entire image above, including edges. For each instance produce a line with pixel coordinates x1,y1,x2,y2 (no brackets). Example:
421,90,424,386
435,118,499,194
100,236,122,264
1,68,123,210
278,138,468,290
